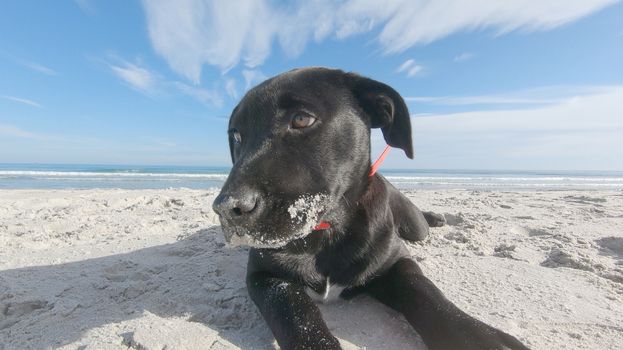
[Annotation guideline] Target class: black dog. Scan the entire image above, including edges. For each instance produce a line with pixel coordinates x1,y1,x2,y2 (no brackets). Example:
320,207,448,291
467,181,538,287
212,67,528,350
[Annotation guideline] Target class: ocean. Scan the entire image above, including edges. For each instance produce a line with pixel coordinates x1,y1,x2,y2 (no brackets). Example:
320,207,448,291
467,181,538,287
1,163,622,191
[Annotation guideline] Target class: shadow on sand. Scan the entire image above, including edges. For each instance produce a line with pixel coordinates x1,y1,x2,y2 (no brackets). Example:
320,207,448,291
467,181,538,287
0,227,424,349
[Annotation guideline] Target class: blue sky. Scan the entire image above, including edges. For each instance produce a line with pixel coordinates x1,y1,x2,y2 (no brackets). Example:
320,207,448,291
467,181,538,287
1,0,622,170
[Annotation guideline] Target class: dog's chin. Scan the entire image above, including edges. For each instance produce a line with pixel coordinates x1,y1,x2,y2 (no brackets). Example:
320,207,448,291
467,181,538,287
221,224,313,249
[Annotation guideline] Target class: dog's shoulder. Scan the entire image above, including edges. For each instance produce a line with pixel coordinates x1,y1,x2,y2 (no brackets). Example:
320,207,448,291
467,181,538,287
375,175,430,242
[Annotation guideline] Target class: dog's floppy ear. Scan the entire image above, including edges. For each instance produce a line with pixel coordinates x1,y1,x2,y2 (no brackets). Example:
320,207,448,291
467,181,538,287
346,73,414,159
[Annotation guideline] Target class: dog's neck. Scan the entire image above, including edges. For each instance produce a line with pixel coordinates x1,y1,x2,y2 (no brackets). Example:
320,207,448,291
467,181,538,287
368,145,391,177
313,145,391,231
281,172,387,255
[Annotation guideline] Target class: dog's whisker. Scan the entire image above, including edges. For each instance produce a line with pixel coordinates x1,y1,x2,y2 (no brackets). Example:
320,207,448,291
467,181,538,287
341,194,352,209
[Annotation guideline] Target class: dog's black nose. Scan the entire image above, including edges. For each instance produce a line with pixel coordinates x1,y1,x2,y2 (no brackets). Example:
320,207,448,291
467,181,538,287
212,191,259,222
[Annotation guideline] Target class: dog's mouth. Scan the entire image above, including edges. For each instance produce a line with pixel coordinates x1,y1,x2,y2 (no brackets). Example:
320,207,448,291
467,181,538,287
220,193,331,249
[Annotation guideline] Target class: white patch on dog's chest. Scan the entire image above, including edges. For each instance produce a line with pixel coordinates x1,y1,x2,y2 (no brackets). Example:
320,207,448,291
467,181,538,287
305,278,345,303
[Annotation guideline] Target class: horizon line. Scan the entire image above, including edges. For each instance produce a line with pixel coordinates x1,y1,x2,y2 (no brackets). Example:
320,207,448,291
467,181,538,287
1,162,622,174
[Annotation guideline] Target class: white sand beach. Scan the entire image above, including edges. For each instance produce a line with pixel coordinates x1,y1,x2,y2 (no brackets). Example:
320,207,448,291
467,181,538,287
1,188,622,349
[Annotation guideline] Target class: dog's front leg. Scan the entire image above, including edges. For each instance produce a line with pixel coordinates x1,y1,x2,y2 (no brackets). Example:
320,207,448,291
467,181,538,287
366,258,529,350
247,271,341,350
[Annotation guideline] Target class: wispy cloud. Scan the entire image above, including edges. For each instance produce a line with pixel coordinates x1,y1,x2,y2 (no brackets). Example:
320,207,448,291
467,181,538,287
225,78,238,99
2,53,59,75
454,52,475,62
21,61,58,75
405,85,613,107
1,95,42,108
0,124,45,139
405,65,423,78
105,57,224,106
242,69,267,90
74,0,96,14
141,0,618,82
408,95,560,106
390,86,623,170
172,82,223,107
109,60,158,94
396,59,415,72
396,59,424,77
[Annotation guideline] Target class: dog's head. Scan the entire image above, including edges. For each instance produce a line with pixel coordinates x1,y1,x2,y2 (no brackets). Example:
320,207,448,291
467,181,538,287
212,67,413,248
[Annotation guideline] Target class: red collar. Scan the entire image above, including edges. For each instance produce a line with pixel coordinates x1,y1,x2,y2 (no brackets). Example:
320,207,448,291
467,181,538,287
313,145,391,231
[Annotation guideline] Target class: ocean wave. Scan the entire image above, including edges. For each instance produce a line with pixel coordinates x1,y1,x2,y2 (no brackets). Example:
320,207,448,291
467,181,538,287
1,170,622,190
0,171,229,180
392,181,623,188
385,176,623,182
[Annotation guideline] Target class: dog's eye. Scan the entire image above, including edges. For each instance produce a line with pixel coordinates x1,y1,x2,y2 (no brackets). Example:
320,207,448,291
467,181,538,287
231,130,242,144
291,113,316,129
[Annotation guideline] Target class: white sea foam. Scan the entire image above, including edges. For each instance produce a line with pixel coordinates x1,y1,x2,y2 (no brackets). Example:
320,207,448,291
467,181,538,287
0,171,228,179
1,168,622,190
386,176,623,182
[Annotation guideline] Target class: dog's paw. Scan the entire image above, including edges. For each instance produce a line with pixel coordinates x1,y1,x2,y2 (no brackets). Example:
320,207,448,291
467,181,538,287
423,211,446,227
474,328,529,350
437,319,529,350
